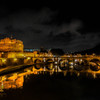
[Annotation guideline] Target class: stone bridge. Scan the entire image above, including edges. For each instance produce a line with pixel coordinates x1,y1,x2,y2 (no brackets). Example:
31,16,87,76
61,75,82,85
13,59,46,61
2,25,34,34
1,55,100,71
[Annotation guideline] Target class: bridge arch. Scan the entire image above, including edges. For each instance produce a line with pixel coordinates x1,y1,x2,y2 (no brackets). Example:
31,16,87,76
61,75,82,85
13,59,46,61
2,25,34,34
46,59,54,63
89,58,100,71
34,59,42,64
45,59,54,70
73,62,84,71
73,59,89,71
90,58,100,62
34,59,42,69
59,59,69,70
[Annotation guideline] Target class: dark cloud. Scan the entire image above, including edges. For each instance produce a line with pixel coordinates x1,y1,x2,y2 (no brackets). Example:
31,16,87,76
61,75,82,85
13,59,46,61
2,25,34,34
0,7,100,52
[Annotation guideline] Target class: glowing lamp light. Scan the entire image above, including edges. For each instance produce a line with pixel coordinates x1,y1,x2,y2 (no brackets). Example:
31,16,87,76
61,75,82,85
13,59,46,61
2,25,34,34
75,59,77,62
1,52,4,54
27,70,31,72
70,62,73,65
27,57,31,60
55,62,57,64
2,76,6,81
80,59,82,62
55,65,57,68
13,58,17,62
70,66,73,69
93,73,96,79
2,59,6,63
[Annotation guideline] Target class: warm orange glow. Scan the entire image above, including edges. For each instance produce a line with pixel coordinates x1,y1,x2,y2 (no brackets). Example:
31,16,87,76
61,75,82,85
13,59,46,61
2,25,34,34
0,38,23,52
2,58,6,63
27,57,31,60
13,58,17,62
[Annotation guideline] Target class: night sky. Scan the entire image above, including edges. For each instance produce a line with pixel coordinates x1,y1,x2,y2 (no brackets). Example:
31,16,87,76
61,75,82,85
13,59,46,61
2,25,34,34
1,2,100,100
0,1,100,52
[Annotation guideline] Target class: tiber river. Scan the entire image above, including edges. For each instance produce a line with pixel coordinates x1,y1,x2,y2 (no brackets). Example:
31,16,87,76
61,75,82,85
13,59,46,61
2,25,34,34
0,65,100,100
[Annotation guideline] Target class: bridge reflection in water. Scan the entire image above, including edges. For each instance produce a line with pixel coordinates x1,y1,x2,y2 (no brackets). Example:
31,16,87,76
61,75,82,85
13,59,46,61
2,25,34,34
1,62,100,93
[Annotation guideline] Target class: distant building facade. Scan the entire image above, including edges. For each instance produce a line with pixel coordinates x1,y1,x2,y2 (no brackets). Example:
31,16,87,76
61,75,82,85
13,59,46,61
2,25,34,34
0,38,24,52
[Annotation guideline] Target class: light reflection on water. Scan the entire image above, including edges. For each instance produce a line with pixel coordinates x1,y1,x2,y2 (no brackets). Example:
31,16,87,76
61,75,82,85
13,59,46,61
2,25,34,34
0,65,100,94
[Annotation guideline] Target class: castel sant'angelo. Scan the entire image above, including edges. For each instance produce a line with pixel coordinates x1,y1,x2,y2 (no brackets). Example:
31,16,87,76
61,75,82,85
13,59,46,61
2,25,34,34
0,37,24,52
0,37,42,58
0,37,28,58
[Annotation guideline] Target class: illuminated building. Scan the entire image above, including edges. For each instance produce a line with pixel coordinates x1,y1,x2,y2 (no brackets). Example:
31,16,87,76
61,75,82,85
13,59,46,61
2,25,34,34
0,75,24,91
0,38,23,52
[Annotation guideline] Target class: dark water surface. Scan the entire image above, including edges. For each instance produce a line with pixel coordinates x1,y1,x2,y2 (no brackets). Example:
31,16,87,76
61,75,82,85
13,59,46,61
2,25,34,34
0,66,100,100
